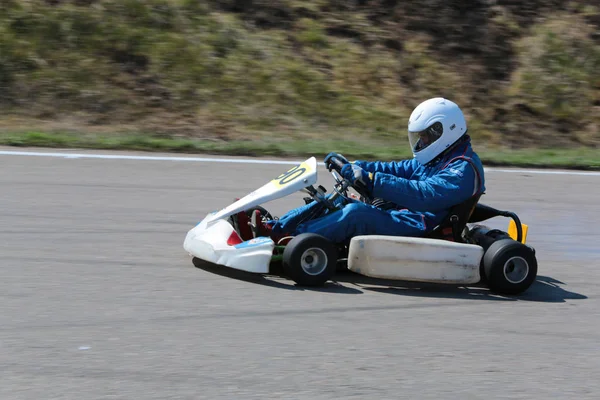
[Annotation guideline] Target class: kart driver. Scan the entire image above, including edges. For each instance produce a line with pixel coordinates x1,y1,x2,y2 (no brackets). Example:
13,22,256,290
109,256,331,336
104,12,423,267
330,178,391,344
240,97,486,244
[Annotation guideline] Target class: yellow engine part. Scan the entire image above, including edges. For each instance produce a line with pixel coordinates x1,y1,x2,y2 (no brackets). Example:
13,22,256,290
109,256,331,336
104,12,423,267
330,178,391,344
508,219,528,244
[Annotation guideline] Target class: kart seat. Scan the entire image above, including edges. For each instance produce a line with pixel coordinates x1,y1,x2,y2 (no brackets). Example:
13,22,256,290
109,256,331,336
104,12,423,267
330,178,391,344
427,194,482,243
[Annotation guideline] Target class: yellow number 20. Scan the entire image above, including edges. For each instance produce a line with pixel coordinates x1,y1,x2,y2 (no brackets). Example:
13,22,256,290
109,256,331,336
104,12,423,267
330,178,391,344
273,163,308,188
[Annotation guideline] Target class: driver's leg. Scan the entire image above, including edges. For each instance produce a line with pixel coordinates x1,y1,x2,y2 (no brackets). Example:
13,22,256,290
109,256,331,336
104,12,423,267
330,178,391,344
295,202,427,243
269,200,330,236
255,195,346,241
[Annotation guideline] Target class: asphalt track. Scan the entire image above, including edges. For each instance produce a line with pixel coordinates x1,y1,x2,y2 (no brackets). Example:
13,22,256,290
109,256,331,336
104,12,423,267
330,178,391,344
1,147,599,399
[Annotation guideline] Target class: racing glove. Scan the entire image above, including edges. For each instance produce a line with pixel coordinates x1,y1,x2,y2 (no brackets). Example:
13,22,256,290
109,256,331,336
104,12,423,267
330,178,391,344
341,163,374,192
324,152,349,171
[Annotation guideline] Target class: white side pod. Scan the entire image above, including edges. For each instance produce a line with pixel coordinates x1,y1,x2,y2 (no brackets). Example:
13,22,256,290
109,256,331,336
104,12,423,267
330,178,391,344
347,236,484,284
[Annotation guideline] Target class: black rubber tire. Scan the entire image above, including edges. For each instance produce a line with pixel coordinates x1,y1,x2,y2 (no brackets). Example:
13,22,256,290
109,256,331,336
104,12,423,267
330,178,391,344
483,239,538,295
282,233,338,286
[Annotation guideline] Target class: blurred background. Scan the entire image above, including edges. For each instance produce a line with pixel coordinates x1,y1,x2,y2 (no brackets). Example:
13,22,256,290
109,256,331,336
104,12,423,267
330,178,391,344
2,4,599,399
1,0,599,167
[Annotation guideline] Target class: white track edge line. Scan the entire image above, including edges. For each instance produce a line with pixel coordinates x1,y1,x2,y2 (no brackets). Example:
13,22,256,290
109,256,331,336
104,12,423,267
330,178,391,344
1,149,599,176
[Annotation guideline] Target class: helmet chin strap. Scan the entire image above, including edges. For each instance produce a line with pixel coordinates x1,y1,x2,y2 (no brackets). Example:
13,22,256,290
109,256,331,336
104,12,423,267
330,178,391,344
424,132,470,166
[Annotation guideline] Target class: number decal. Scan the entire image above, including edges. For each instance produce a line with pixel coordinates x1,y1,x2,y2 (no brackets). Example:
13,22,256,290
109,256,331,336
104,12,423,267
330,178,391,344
277,165,306,185
272,162,311,188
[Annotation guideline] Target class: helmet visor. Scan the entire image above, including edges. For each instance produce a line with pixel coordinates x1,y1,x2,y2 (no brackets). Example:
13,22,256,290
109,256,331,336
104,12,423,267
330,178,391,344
409,122,443,152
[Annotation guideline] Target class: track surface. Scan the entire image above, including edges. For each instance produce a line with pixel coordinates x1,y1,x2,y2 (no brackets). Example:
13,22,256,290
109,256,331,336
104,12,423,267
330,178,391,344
1,148,599,399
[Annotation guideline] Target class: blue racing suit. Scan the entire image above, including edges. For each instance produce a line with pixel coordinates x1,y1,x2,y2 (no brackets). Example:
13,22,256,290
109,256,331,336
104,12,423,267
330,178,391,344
270,137,486,243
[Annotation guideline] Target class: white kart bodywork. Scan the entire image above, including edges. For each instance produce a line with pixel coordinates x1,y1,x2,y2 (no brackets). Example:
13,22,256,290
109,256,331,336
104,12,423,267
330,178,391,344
184,155,485,285
184,157,319,273
201,157,319,227
184,218,275,273
348,235,484,284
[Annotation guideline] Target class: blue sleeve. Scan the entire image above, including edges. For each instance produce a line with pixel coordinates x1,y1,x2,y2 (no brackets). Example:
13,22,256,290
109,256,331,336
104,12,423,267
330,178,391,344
371,159,477,212
353,159,415,179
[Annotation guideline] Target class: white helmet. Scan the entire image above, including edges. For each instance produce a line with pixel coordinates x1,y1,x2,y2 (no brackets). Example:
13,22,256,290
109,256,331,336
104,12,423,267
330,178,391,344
408,97,467,165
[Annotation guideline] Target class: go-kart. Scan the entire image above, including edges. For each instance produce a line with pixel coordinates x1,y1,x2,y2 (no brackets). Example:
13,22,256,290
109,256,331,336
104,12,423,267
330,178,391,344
183,156,538,295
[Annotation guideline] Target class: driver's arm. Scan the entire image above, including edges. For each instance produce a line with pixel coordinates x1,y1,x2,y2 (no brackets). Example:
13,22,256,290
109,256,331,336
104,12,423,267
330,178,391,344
353,159,415,179
370,159,480,211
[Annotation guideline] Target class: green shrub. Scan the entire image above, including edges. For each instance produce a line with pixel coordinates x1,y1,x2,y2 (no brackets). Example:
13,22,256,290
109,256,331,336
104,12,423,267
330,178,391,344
296,18,328,48
510,14,600,126
1,0,599,149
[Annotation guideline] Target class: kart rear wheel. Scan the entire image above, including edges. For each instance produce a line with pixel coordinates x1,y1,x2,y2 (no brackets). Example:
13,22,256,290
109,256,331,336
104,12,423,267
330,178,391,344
483,239,537,295
282,233,338,286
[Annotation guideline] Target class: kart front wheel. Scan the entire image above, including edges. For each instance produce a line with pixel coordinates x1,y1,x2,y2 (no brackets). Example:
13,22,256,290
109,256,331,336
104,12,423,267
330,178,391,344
483,239,538,295
282,233,338,286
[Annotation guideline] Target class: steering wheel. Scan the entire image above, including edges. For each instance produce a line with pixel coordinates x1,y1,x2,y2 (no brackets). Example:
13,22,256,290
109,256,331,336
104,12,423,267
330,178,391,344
326,156,373,202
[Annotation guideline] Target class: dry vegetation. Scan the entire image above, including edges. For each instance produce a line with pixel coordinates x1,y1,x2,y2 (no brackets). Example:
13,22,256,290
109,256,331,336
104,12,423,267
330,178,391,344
0,0,599,154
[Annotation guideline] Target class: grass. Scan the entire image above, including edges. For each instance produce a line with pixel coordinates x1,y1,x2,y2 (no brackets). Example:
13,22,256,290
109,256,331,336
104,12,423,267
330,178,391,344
0,1,598,163
2,130,599,170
